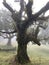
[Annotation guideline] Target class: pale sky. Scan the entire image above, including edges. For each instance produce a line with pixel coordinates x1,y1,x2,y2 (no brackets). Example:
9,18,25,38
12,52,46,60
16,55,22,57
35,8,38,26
0,0,49,15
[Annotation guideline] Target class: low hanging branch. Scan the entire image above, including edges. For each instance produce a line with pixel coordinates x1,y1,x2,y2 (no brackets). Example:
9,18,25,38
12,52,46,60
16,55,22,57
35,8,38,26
1,33,16,39
0,30,16,34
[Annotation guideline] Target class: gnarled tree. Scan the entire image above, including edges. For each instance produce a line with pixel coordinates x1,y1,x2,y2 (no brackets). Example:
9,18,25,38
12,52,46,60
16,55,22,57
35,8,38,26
1,0,49,64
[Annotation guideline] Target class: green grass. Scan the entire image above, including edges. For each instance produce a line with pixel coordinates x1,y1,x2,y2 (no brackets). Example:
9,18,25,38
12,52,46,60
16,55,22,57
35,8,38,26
27,45,49,65
0,45,49,65
0,51,16,65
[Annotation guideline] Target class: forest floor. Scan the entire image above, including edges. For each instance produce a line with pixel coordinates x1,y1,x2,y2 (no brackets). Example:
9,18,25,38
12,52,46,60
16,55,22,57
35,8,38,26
0,45,49,65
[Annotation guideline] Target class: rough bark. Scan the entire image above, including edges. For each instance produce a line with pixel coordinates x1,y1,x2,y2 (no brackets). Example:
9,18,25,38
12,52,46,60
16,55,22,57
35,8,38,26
16,43,30,64
15,29,30,63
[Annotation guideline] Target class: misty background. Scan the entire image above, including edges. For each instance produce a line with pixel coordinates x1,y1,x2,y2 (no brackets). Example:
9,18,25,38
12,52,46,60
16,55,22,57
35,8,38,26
0,0,49,46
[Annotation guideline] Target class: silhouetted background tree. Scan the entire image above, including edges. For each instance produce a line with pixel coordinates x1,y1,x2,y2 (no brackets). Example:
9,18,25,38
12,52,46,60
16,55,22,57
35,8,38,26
0,10,17,46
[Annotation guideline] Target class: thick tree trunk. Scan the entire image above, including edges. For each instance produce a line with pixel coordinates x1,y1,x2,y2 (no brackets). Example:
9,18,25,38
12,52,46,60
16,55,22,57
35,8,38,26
15,33,30,64
17,44,30,64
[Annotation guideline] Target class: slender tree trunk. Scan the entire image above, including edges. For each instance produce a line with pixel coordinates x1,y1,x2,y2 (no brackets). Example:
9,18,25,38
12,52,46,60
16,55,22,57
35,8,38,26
7,38,11,46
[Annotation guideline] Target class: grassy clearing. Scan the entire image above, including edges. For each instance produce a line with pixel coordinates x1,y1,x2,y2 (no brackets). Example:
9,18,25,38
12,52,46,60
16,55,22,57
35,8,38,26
0,51,16,65
0,45,49,65
27,45,49,65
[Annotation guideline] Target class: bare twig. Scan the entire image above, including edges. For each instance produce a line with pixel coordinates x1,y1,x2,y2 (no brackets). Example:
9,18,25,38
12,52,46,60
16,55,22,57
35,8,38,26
0,30,16,34
37,15,49,21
